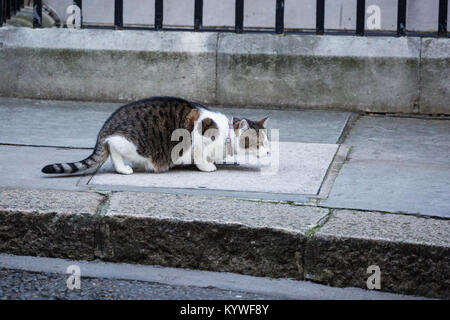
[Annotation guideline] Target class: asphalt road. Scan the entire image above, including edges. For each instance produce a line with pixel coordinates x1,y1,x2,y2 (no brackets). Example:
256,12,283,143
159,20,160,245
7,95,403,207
0,254,422,300
0,268,275,300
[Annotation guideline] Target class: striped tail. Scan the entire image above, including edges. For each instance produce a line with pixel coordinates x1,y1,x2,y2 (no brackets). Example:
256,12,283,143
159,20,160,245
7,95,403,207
41,142,108,174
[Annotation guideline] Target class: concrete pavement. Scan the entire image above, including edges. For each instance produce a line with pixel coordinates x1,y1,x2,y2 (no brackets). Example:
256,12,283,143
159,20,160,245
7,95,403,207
323,116,450,217
0,97,449,298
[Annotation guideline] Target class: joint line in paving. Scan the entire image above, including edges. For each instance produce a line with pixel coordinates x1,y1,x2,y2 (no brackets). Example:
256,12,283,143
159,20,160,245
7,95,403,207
0,142,93,150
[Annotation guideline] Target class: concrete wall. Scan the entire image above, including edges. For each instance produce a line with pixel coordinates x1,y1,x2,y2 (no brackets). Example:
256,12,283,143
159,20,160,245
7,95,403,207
0,28,217,103
216,33,421,112
46,0,448,32
420,38,450,114
0,27,448,114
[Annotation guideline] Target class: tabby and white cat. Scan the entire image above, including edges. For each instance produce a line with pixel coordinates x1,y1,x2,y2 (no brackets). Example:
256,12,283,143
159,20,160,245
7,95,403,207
42,97,270,175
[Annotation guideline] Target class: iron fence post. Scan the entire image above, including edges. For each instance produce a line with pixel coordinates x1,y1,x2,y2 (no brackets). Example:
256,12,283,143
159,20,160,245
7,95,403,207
235,0,244,33
438,0,448,37
194,0,203,31
74,0,83,28
114,0,123,30
397,0,407,36
356,0,365,36
155,0,163,30
0,0,3,27
275,0,284,34
6,0,10,20
316,0,325,35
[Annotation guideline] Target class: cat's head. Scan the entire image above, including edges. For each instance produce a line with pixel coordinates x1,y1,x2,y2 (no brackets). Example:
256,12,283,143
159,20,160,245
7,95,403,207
233,117,270,159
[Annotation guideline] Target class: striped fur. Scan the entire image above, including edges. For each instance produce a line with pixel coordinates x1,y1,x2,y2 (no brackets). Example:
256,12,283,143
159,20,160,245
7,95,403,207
41,142,108,174
42,97,198,174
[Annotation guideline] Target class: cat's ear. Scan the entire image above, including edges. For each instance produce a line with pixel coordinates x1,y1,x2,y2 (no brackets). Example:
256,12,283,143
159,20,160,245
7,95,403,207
185,109,200,132
232,118,241,129
238,119,249,130
259,117,269,128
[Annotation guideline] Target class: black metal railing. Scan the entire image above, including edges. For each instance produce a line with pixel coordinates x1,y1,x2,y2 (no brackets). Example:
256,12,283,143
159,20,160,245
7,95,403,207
235,0,244,33
0,0,25,27
113,0,122,30
438,0,449,36
397,0,407,36
316,0,325,35
155,0,163,30
194,0,202,31
0,0,448,38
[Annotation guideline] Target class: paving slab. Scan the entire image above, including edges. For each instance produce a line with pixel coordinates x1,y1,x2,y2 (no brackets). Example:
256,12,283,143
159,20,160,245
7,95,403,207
215,107,352,143
0,188,103,260
89,142,339,197
0,98,118,148
0,97,352,146
0,145,90,190
96,191,329,278
317,210,450,247
341,116,450,163
106,192,328,233
305,209,450,298
321,160,450,217
324,116,450,218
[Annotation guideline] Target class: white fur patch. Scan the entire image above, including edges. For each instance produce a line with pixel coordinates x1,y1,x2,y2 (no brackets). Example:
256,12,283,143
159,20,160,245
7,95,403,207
194,108,232,163
105,135,156,173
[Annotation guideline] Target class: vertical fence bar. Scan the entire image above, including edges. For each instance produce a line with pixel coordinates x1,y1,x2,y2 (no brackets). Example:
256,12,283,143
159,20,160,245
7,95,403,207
397,0,407,36
316,0,325,35
356,0,365,36
114,0,123,29
0,0,3,27
235,0,244,33
16,0,20,12
275,0,284,34
438,0,448,36
74,0,82,28
5,0,10,19
155,0,163,30
194,0,203,31
11,0,15,17
20,0,24,8
33,0,42,28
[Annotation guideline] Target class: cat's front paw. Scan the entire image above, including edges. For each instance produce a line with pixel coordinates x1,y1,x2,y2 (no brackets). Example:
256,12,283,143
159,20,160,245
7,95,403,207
197,163,217,172
116,165,134,175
